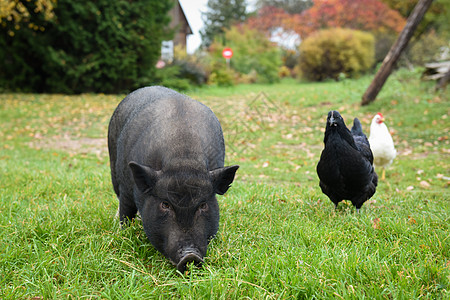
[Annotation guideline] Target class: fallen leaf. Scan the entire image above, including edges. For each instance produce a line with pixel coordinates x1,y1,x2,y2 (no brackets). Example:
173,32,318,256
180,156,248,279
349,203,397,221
408,216,417,224
402,149,413,156
420,181,431,188
436,174,450,181
372,218,381,229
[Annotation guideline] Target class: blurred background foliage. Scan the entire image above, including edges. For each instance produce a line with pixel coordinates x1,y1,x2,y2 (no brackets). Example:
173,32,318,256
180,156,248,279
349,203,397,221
0,0,448,93
299,28,375,81
0,0,173,93
208,25,282,85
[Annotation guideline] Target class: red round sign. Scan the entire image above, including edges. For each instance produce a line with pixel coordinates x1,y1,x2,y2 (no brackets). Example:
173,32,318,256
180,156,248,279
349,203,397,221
222,48,233,59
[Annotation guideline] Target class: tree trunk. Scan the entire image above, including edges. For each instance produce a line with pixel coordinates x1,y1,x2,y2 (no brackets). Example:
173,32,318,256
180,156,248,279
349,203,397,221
361,0,434,106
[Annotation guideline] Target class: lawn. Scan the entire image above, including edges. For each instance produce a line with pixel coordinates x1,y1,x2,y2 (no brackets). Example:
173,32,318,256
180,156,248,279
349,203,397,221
0,70,449,299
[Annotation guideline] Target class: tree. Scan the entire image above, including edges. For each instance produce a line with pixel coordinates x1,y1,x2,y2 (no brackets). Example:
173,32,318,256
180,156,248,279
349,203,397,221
255,0,312,14
0,0,56,36
362,0,434,105
381,0,449,37
0,0,173,93
293,0,406,38
200,0,248,48
247,0,405,41
246,6,291,34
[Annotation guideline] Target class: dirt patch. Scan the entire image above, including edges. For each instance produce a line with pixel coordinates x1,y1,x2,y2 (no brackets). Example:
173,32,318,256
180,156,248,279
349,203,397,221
29,134,107,157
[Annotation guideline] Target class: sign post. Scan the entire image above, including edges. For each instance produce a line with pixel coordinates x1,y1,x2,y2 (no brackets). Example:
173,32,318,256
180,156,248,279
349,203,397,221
222,48,233,68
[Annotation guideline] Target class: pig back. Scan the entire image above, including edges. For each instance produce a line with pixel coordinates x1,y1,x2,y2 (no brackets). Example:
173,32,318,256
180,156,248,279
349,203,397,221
108,86,225,195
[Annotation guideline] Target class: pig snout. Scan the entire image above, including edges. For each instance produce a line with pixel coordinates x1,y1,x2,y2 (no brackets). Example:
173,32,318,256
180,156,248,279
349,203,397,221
176,248,204,272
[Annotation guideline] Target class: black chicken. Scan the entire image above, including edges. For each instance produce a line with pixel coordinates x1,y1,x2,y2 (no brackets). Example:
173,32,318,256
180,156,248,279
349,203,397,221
316,111,378,212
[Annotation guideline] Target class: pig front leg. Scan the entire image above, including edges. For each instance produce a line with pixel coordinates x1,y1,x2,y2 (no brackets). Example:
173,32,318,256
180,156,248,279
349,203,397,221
118,195,138,225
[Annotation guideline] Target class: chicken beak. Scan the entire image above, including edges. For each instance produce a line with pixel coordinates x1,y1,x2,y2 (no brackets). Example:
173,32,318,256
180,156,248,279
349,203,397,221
329,116,337,126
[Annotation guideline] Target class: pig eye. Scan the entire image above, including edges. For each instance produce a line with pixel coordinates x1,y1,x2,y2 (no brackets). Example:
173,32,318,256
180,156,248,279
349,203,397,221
199,202,208,212
160,201,171,211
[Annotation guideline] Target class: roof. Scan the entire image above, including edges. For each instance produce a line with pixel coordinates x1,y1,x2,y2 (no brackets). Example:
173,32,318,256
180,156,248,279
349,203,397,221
170,0,193,35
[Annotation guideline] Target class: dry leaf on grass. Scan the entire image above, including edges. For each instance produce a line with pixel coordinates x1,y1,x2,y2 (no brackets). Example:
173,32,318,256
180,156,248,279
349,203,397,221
372,218,381,229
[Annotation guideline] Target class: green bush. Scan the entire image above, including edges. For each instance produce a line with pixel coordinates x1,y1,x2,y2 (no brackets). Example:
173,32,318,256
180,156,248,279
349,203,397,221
299,28,375,81
374,33,397,63
282,49,300,73
208,63,236,87
150,46,210,90
403,30,449,65
208,25,282,84
170,45,210,86
152,65,191,91
171,59,208,85
374,30,448,67
0,0,173,93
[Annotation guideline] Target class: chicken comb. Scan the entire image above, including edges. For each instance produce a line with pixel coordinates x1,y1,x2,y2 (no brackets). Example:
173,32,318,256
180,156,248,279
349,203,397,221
377,112,384,118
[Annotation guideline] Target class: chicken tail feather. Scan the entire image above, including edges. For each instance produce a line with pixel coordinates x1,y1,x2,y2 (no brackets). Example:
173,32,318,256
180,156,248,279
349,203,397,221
351,118,364,136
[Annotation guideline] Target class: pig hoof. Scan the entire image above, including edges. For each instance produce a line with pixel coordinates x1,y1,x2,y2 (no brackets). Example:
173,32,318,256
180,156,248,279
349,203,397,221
177,252,204,273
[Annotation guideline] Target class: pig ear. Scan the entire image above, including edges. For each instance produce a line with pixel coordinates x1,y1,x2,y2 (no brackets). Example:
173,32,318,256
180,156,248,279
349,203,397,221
129,161,161,194
210,165,239,195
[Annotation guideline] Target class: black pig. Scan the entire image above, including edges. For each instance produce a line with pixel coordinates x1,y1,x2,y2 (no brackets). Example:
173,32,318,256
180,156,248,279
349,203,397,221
108,86,239,272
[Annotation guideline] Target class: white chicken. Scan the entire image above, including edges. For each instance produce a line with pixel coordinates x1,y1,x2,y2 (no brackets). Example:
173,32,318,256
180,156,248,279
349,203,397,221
369,113,396,180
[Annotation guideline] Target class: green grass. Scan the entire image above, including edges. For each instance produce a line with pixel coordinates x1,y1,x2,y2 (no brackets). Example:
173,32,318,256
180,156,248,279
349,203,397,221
1,71,449,299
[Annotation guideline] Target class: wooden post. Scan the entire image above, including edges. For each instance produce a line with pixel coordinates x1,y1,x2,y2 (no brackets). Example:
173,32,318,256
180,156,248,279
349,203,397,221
361,0,434,106
436,68,450,91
